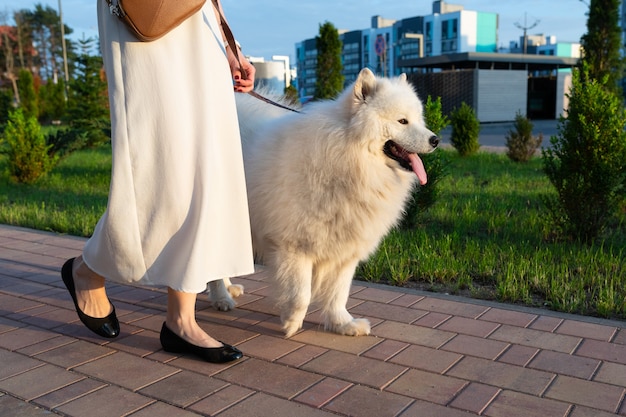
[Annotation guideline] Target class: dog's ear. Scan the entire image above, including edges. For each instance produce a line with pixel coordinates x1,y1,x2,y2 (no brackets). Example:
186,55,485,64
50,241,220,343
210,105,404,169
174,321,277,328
353,68,378,102
399,73,407,82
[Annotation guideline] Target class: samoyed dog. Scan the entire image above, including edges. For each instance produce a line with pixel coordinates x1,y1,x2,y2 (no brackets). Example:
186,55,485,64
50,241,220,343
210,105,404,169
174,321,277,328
209,68,439,337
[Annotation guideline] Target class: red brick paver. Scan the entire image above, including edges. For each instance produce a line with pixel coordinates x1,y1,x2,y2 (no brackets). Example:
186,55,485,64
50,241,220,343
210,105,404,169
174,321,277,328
1,224,626,417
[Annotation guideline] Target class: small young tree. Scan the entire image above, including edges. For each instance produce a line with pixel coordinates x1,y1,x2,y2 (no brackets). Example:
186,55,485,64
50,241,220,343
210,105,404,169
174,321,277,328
505,111,543,162
542,67,626,242
1,108,57,183
450,102,480,156
314,21,344,100
400,96,450,229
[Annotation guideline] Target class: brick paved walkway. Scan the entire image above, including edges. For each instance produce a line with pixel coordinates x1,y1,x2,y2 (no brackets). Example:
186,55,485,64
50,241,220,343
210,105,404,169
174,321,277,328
1,224,625,417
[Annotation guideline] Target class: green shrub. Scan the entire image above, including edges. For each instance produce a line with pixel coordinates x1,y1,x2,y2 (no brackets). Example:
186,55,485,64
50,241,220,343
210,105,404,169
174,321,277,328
505,111,543,162
1,109,58,183
542,68,626,242
400,96,450,229
450,102,480,156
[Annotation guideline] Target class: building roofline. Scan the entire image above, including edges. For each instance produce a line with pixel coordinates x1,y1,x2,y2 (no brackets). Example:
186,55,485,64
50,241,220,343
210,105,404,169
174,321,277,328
398,52,579,71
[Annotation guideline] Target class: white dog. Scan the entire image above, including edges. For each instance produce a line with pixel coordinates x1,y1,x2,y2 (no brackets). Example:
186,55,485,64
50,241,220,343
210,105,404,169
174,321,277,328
208,68,438,337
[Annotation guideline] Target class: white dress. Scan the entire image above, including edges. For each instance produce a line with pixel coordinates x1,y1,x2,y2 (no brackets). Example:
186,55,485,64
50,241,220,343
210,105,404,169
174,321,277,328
83,1,255,292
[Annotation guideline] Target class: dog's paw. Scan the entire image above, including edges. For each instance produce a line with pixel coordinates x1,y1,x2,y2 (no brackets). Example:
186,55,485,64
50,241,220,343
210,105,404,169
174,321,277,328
227,283,244,298
327,318,371,336
211,297,236,312
283,321,302,338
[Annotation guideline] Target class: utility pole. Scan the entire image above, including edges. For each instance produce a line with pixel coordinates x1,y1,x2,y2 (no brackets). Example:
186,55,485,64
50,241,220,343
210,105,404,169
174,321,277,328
514,13,540,54
58,0,70,100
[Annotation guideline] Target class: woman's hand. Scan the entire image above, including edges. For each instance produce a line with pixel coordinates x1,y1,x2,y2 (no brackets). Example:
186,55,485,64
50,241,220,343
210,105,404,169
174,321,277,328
227,47,255,93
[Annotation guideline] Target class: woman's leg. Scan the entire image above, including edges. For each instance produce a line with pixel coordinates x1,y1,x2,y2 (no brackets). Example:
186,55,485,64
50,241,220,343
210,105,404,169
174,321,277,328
72,255,113,318
165,288,223,348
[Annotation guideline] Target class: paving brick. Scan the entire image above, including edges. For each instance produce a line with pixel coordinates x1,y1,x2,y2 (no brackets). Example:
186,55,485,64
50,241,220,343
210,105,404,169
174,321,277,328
446,356,554,396
545,375,624,412
412,297,490,318
593,361,626,386
217,392,334,417
19,307,79,331
441,334,509,360
105,329,162,357
31,378,107,409
569,405,623,417
373,321,455,348
448,382,500,414
412,311,452,328
0,393,54,417
479,308,537,327
276,345,329,367
301,350,406,390
0,364,83,400
139,370,226,407
187,384,255,415
612,328,626,345
218,358,322,399
0,350,44,379
0,326,58,351
437,315,500,337
351,287,403,303
528,350,601,379
496,344,539,366
73,351,178,391
125,401,203,417
389,344,462,373
293,377,352,408
349,300,427,324
400,399,485,417
34,340,115,368
324,384,412,417
483,390,571,417
576,339,626,363
386,368,467,405
236,334,303,361
290,329,380,355
389,293,424,307
489,324,581,353
528,315,563,332
556,319,617,341
55,385,154,417
362,339,409,361
16,335,75,356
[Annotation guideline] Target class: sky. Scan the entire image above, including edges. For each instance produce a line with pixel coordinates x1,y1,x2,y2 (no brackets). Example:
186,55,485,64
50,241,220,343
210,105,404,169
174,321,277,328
1,0,589,61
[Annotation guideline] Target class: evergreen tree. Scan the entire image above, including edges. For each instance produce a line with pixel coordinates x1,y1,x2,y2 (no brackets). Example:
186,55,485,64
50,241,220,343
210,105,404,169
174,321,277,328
65,51,110,147
16,68,38,118
314,21,344,100
579,0,624,94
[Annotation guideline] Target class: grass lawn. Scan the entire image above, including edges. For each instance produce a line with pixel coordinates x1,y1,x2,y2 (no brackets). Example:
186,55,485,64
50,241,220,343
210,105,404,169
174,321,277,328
1,145,625,319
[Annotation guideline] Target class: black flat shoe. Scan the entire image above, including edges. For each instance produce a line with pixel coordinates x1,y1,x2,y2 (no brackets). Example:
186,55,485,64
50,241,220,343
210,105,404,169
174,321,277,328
160,322,243,363
61,258,120,338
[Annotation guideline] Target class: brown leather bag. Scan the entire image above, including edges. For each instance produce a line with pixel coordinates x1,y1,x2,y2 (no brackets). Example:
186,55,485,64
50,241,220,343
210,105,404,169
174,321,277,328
106,0,206,41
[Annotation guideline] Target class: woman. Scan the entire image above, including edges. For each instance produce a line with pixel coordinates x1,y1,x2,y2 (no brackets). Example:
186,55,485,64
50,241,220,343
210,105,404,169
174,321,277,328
61,0,256,363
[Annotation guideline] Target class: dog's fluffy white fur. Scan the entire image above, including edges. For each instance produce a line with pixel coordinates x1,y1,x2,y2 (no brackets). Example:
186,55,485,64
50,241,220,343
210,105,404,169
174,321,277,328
208,68,438,337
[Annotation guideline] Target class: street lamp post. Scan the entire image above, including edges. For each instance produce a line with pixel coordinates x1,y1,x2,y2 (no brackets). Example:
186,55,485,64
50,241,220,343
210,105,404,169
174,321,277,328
58,0,69,100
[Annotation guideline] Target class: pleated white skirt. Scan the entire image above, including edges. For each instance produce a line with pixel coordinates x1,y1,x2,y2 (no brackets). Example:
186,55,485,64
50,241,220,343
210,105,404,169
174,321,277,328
83,1,254,292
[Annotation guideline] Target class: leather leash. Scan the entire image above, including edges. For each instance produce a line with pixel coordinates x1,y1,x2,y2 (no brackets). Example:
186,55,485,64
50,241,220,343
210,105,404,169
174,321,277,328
212,0,301,113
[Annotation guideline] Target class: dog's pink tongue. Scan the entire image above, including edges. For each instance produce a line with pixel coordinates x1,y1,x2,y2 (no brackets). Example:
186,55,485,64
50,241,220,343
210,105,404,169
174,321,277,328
408,153,427,185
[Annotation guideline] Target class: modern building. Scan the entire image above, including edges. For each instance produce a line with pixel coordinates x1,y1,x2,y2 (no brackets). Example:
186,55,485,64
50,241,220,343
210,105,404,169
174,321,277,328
294,0,581,122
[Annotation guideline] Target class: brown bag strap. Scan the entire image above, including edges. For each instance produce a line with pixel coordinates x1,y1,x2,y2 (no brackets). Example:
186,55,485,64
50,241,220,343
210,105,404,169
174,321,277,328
211,0,248,80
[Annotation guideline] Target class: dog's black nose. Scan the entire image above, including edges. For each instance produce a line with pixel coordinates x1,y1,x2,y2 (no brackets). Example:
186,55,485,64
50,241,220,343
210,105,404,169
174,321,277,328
429,135,439,148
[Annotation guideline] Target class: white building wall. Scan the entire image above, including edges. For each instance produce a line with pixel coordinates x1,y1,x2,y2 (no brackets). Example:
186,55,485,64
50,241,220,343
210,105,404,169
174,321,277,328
458,11,477,52
476,70,527,122
556,71,573,118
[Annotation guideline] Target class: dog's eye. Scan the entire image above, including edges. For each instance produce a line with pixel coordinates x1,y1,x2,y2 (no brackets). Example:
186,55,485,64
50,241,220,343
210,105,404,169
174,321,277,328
398,118,408,125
